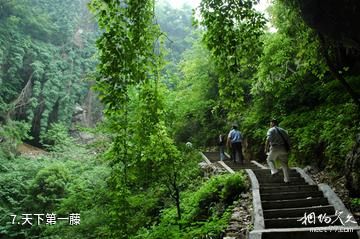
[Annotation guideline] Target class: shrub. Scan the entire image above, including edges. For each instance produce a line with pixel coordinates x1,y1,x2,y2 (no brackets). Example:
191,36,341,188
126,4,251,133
28,164,70,211
40,123,75,152
138,172,248,239
0,120,31,159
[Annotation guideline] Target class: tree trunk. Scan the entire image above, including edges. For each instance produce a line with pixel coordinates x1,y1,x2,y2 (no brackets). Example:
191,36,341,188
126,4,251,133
174,185,181,221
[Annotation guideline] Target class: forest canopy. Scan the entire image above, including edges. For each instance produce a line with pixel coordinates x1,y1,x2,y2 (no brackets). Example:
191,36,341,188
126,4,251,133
0,0,359,238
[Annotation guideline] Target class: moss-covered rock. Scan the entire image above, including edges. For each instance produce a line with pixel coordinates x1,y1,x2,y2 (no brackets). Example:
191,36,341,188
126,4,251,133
345,133,360,197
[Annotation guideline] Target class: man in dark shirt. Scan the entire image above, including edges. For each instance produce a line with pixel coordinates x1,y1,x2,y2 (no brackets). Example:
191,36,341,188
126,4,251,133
218,134,226,161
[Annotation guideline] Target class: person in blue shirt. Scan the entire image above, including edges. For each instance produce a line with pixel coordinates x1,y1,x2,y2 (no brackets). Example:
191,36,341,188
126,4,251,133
227,123,244,164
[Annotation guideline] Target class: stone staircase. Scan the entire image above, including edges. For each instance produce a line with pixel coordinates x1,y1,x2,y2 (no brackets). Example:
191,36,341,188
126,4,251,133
251,168,359,239
201,152,360,239
255,169,333,228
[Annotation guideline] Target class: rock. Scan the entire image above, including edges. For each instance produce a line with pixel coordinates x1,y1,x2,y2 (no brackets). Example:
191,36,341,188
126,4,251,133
233,207,241,211
199,161,227,178
230,212,242,221
223,186,253,239
240,193,248,198
345,133,360,197
198,162,208,168
225,232,241,237
304,165,319,174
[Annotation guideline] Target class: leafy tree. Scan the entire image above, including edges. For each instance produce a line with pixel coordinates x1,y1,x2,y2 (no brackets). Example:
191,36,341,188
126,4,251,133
88,0,197,237
199,0,266,121
27,164,70,212
40,122,75,151
168,36,224,147
155,0,194,64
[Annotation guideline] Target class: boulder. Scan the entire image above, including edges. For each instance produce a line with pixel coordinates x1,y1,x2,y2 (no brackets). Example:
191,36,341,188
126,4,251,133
345,133,360,197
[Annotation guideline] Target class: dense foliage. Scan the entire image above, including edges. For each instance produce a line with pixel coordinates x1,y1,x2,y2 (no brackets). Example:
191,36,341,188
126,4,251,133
242,0,360,169
87,0,227,238
0,0,99,145
199,0,266,121
135,173,248,239
174,0,359,171
1,0,359,238
0,133,110,239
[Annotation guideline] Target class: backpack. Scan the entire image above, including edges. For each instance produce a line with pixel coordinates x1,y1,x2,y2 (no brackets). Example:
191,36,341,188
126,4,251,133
275,127,290,152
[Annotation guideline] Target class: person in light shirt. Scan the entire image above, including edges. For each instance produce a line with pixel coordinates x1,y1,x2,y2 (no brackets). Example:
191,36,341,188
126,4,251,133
264,119,291,183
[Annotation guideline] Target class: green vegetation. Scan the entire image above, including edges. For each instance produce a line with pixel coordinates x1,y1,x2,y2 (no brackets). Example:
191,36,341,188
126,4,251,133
135,173,247,239
1,0,359,238
0,138,110,239
0,0,99,144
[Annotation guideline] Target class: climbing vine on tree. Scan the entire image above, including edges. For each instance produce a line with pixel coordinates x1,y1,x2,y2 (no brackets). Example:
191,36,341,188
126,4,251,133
0,0,98,145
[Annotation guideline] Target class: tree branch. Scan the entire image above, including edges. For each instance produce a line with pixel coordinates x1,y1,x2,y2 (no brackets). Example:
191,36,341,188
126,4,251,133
5,72,35,121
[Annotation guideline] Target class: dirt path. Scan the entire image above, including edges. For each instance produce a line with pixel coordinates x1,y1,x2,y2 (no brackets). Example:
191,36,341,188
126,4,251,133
17,143,46,156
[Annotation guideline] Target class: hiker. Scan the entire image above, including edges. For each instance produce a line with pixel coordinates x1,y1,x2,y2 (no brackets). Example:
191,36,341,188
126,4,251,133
218,133,226,161
264,119,291,183
227,123,244,164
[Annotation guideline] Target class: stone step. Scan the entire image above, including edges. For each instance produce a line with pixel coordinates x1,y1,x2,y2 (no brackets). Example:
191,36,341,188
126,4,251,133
229,164,259,167
260,184,319,194
261,190,324,201
202,152,219,162
256,174,302,180
260,228,359,239
224,162,259,167
231,166,260,170
246,161,359,239
265,214,343,228
257,177,305,184
262,197,329,210
253,169,298,174
255,172,300,178
234,168,260,171
260,182,308,187
263,205,335,219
